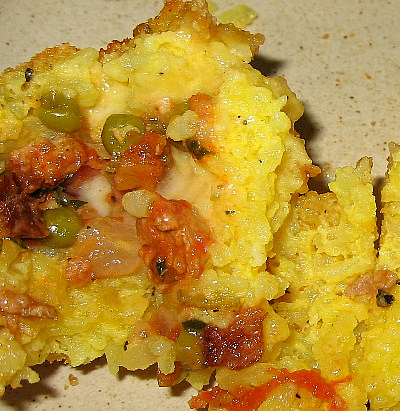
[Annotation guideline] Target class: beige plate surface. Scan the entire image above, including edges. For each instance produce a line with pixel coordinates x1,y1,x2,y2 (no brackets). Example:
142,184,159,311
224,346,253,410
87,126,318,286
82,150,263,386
0,0,399,410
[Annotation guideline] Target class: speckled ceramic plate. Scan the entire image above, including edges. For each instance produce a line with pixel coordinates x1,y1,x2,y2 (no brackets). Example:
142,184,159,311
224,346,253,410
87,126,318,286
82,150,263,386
1,1,399,409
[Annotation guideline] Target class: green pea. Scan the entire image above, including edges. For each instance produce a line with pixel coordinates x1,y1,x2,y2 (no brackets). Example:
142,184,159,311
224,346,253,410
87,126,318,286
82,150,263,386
101,114,145,155
36,90,81,132
43,207,83,248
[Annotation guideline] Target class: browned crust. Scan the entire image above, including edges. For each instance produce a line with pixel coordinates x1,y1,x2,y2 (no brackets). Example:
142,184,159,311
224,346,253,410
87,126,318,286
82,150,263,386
132,0,264,55
99,38,135,60
1,43,79,78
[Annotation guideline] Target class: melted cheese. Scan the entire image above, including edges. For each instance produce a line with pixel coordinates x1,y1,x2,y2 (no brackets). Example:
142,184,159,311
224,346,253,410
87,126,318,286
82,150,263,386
157,146,217,220
79,173,112,217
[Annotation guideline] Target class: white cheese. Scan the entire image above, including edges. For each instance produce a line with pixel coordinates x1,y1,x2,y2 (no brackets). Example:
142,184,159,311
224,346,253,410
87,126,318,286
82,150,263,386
79,173,112,217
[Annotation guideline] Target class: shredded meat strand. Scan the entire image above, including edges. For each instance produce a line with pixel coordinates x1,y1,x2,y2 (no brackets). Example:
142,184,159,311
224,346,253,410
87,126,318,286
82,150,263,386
0,194,49,238
137,194,211,285
201,307,266,370
0,289,57,319
345,270,398,299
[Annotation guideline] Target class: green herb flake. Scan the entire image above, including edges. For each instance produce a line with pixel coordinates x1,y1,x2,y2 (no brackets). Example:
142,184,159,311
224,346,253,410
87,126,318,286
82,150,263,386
182,319,207,334
186,139,211,159
376,289,395,307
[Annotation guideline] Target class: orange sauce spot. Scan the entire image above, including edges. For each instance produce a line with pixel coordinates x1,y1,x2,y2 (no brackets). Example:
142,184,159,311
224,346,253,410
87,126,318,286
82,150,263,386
157,362,183,387
189,368,351,411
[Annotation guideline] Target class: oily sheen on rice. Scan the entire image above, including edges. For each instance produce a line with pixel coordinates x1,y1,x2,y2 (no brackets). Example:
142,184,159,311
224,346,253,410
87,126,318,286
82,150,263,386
2,1,400,410
0,0,313,397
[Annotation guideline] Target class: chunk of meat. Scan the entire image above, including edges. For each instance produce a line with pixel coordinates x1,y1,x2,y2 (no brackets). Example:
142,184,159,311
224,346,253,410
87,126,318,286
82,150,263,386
0,193,49,238
0,137,101,238
114,132,168,191
0,289,57,319
0,170,18,202
148,305,181,341
6,136,91,194
201,307,266,370
136,195,211,285
345,270,398,299
65,217,144,286
0,172,49,238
